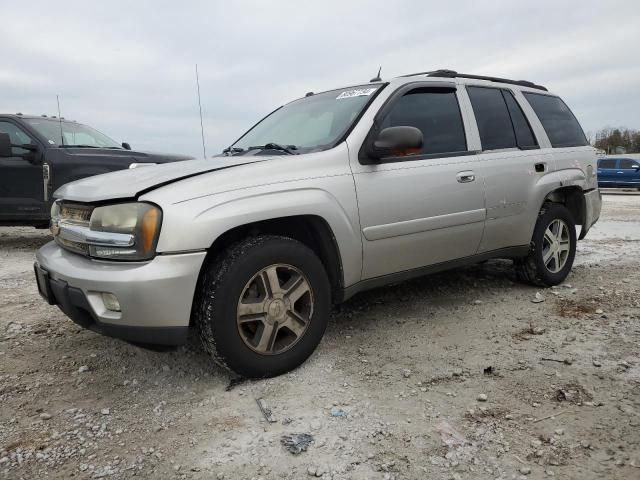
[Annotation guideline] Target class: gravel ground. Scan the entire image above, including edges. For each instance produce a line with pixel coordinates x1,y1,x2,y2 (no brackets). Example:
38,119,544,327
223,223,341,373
1,192,639,480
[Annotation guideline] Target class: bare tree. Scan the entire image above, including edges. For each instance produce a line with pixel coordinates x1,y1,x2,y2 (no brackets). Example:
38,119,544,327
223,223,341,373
594,126,639,153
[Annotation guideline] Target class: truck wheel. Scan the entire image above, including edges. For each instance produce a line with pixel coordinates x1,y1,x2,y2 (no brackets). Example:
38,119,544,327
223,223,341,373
194,235,330,378
515,203,577,287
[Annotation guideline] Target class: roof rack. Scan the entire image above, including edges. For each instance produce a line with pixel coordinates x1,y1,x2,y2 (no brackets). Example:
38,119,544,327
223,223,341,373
400,69,548,91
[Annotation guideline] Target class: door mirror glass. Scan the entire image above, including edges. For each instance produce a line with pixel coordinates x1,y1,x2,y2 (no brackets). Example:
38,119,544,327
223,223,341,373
122,142,131,150
0,133,11,157
369,126,423,160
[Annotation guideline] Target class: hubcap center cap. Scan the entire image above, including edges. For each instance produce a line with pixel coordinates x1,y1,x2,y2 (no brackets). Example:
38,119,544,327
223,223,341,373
266,299,287,322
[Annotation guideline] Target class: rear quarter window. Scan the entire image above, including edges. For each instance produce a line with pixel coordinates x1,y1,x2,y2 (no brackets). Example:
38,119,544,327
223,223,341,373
523,93,588,148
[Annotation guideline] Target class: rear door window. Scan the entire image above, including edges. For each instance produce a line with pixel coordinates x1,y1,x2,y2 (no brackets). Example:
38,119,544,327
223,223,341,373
467,87,517,150
522,93,588,148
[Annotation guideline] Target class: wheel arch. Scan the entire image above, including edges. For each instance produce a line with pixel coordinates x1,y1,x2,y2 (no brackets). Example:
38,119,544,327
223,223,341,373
540,185,595,240
198,214,345,307
533,168,589,239
542,186,585,225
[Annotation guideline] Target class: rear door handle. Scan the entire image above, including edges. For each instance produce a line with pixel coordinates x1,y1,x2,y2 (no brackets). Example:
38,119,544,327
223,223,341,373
535,162,547,173
456,171,475,183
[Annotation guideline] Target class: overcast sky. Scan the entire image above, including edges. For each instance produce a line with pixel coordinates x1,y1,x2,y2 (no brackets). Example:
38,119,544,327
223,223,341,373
2,0,639,158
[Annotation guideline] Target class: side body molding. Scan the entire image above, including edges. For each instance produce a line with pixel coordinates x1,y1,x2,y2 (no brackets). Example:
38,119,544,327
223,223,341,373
363,208,486,241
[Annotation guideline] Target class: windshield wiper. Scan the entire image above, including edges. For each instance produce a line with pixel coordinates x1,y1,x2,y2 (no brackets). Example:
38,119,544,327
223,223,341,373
247,143,298,155
222,146,245,155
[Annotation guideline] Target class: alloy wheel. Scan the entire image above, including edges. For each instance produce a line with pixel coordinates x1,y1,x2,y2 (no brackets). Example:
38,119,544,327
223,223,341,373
236,264,314,355
542,219,571,273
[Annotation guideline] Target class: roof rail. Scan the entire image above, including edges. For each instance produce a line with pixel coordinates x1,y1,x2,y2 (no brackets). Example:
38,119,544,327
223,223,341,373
400,69,548,91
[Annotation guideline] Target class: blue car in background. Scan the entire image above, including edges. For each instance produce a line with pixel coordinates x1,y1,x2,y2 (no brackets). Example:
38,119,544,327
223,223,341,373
597,157,640,190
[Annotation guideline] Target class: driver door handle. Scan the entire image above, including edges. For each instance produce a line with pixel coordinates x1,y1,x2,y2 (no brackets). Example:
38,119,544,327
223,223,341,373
456,171,475,183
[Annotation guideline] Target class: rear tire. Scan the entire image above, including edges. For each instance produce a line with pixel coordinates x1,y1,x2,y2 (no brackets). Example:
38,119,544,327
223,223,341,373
193,235,330,378
516,203,577,287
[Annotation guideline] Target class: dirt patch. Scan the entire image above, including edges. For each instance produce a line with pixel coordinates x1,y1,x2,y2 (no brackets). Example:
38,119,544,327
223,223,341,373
528,443,573,467
2,431,49,453
556,299,597,317
464,406,508,422
554,383,594,405
421,373,467,388
513,322,547,341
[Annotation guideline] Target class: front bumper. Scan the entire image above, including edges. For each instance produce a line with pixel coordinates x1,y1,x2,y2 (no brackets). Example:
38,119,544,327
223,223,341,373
35,241,207,345
579,188,602,240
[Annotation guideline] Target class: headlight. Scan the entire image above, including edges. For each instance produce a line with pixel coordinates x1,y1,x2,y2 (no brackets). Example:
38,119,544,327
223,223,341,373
88,202,162,260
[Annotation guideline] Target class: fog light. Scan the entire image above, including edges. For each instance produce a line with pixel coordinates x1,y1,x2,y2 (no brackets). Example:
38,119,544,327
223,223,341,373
101,293,121,312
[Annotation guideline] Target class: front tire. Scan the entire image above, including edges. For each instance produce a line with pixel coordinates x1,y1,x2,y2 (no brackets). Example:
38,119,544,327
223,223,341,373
516,203,577,287
194,235,330,378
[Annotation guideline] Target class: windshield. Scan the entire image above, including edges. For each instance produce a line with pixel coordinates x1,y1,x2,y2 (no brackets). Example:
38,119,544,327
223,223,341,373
231,84,383,153
24,118,122,148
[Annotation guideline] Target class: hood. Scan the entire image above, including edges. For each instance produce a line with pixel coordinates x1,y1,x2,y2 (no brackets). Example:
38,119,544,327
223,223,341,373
130,150,195,163
54,156,268,203
57,147,194,164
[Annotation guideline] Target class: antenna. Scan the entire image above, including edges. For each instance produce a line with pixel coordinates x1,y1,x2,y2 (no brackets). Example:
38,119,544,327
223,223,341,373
195,64,207,159
56,95,65,145
370,66,382,83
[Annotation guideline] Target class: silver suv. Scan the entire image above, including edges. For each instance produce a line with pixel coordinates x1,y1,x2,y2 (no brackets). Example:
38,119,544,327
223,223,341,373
35,70,601,377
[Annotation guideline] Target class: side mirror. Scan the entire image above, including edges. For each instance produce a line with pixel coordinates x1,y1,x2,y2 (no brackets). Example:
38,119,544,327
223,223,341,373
368,126,423,160
633,164,640,171
0,133,11,157
122,142,131,150
0,133,39,162
21,143,40,164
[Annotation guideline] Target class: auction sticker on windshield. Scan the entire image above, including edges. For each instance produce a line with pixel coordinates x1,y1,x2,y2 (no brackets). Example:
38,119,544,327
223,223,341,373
336,88,377,99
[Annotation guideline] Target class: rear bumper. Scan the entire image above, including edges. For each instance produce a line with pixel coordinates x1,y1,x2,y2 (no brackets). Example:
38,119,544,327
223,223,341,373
579,188,602,240
35,241,206,345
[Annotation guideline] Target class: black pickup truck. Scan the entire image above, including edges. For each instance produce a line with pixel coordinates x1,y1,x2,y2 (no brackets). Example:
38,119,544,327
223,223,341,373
0,114,193,227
